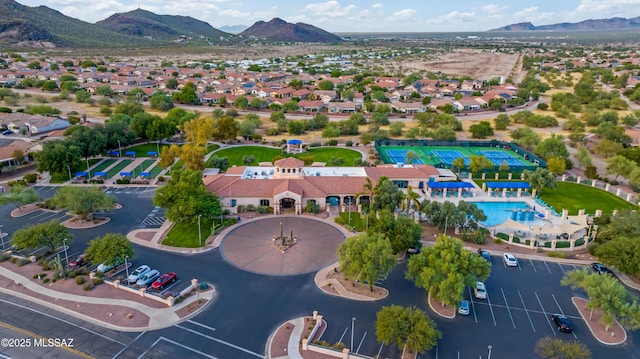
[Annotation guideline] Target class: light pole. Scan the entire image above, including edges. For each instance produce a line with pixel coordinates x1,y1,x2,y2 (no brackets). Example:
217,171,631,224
66,164,72,181
117,140,122,157
351,317,355,351
156,141,160,156
347,198,351,225
444,216,448,235
124,256,130,283
198,214,202,247
0,225,5,251
63,238,69,265
488,345,492,359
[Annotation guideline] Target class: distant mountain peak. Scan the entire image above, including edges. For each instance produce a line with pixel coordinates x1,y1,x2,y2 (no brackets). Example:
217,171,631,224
240,17,343,43
491,16,640,31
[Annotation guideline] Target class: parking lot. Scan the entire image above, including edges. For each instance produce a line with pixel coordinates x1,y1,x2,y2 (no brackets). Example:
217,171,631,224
315,255,627,359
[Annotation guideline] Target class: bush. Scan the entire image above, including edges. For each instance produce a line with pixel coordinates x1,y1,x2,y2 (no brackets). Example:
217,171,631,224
83,283,94,291
332,342,346,350
547,251,567,258
43,278,50,283
494,238,503,244
588,242,600,256
76,276,85,285
326,139,338,146
17,258,30,266
345,140,353,147
23,173,38,183
68,271,77,278
0,253,10,262
92,278,104,285
158,176,166,182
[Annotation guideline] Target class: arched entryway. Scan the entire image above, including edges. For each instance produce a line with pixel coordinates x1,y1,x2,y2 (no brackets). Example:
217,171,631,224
280,198,296,210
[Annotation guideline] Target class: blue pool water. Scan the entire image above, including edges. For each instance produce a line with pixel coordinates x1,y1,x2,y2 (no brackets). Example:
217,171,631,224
469,202,547,227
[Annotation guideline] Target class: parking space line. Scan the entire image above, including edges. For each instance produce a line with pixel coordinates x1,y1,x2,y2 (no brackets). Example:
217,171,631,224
187,320,216,332
355,331,367,353
486,293,497,326
28,211,50,219
518,290,536,332
0,298,126,345
139,337,218,359
543,261,552,274
175,324,264,358
467,287,478,323
376,343,384,358
557,263,566,275
501,288,516,329
529,259,537,272
338,327,348,343
112,331,145,359
37,212,62,221
535,292,556,335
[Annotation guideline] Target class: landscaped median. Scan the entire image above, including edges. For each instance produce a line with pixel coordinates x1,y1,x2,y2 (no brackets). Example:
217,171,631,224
314,262,388,301
572,297,627,345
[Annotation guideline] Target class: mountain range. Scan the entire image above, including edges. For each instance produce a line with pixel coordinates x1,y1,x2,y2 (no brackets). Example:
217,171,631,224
0,0,342,48
492,16,640,31
240,18,343,43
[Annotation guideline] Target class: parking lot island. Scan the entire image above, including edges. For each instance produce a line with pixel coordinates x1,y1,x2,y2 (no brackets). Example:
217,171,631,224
571,297,627,345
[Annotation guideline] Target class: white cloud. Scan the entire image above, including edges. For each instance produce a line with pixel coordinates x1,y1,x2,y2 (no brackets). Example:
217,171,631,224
371,3,383,9
303,1,356,18
572,0,640,20
482,4,505,14
392,8,416,19
443,11,477,22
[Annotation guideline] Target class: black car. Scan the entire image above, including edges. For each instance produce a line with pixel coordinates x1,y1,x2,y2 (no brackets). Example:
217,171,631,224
477,249,491,264
551,314,573,333
591,262,613,276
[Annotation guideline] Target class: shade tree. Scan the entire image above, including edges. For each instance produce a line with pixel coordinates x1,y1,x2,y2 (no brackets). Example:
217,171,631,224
11,221,71,252
337,232,396,291
50,186,116,221
85,233,135,267
376,305,441,356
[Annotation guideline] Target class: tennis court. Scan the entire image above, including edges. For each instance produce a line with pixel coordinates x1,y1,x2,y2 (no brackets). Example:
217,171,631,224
430,149,470,166
475,150,527,166
375,139,544,171
382,148,425,164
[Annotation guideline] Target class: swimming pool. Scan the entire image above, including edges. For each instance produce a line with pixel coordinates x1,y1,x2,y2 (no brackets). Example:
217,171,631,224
469,201,547,227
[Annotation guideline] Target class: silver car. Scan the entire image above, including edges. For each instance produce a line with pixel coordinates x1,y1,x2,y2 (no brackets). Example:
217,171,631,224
458,300,470,315
127,265,151,283
136,269,160,287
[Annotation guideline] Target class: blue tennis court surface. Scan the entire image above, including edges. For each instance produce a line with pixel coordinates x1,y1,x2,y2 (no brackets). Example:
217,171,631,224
476,150,526,166
384,149,424,164
431,150,470,165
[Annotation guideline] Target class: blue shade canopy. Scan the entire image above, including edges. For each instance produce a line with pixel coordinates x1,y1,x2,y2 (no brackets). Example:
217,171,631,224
427,182,474,189
125,151,136,156
120,171,132,177
485,182,531,189
75,172,88,177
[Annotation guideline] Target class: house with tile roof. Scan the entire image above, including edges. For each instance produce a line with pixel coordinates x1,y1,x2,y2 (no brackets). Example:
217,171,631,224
203,158,446,215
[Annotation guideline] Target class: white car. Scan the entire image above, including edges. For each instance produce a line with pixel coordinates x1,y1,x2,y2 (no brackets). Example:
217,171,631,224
136,269,160,287
127,265,151,283
458,300,470,315
474,281,487,299
97,259,121,273
503,253,518,267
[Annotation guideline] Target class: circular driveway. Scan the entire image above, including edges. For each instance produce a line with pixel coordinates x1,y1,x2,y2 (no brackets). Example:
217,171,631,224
220,216,346,276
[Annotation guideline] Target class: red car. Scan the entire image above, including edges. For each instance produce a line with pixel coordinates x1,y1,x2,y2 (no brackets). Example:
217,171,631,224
151,272,177,290
69,254,87,268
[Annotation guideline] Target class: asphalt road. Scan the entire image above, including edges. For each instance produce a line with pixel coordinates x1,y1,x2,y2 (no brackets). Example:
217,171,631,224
1,186,639,359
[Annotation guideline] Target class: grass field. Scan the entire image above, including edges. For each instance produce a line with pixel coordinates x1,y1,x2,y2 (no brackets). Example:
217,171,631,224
206,146,362,167
147,165,164,178
105,159,132,178
162,218,214,248
131,159,157,177
122,143,168,157
473,180,636,215
49,158,101,183
90,159,117,173
540,182,637,215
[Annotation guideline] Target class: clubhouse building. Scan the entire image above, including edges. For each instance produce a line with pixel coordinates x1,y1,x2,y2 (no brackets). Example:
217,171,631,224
203,157,457,215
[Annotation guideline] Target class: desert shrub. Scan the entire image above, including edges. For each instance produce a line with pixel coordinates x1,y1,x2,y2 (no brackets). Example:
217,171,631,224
76,276,85,285
83,283,94,291
326,139,338,146
68,271,77,278
43,278,50,283
92,278,104,285
0,253,10,262
23,173,38,183
332,342,346,350
345,140,353,146
17,258,30,266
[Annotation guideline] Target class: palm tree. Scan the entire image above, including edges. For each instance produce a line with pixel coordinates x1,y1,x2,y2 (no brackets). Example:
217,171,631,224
401,186,420,215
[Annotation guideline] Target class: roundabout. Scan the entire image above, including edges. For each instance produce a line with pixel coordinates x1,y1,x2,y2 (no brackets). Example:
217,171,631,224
219,216,346,276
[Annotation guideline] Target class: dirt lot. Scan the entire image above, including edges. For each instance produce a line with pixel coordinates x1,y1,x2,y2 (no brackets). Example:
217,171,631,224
402,50,522,81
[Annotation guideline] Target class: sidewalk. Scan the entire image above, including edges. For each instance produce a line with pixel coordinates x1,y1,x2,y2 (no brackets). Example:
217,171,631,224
0,263,215,331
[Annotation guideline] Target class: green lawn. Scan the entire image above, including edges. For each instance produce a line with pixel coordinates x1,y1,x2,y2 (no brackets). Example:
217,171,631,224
335,212,367,232
162,218,214,248
147,165,165,178
105,159,132,178
49,158,101,183
473,179,637,215
539,182,637,215
123,143,168,157
90,158,117,173
131,159,157,177
206,146,362,167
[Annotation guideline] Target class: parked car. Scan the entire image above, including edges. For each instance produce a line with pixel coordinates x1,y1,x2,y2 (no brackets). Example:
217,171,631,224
503,253,518,267
477,249,491,264
474,281,487,299
97,259,121,273
136,269,160,287
551,314,573,333
591,262,613,276
2,130,13,135
458,300,470,316
69,254,87,268
127,265,151,283
151,272,177,290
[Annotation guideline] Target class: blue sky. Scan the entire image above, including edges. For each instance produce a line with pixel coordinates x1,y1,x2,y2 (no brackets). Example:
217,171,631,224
16,0,640,32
